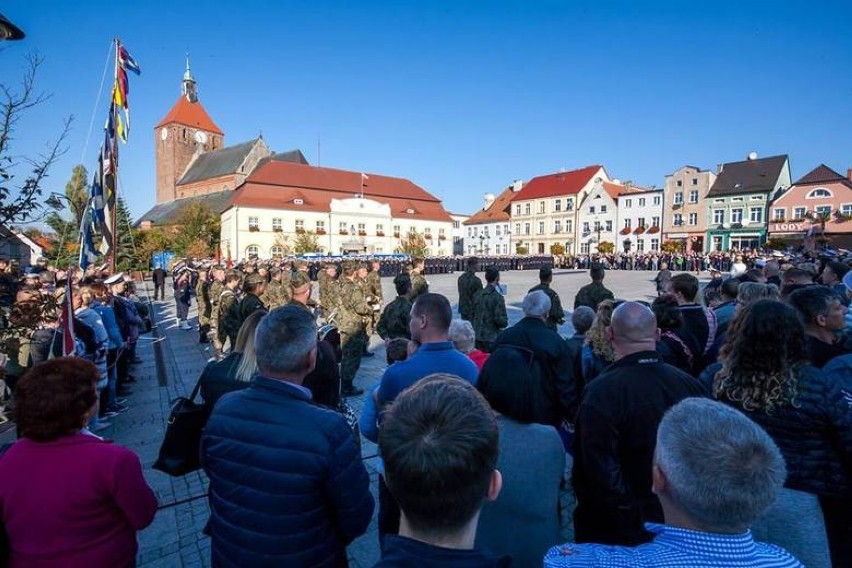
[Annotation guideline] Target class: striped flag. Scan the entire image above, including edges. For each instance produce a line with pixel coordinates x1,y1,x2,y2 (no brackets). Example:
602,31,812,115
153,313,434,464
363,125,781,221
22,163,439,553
118,43,141,75
79,204,99,270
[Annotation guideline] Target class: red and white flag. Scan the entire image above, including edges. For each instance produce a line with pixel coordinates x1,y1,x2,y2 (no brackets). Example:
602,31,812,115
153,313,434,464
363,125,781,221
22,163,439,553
59,280,76,356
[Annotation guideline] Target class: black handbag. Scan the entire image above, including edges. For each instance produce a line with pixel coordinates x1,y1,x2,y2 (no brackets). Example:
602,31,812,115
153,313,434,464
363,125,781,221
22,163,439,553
153,379,210,476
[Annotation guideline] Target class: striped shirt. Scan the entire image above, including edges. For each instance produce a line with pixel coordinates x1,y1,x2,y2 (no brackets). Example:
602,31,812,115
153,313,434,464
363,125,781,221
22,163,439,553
543,523,803,568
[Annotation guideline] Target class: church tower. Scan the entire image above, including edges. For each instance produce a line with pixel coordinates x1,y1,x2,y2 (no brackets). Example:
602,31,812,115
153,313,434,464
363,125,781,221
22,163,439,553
154,55,224,204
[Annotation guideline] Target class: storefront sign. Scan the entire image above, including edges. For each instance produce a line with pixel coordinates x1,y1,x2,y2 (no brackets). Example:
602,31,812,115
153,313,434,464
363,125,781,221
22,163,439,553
770,222,804,233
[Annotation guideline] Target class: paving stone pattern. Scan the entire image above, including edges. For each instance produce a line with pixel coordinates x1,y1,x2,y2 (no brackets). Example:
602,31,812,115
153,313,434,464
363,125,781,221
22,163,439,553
111,268,683,566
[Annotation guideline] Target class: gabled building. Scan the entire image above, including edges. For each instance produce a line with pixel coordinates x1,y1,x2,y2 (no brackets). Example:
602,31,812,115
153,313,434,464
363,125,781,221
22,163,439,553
615,185,663,253
662,165,717,253
220,160,453,261
576,178,621,254
705,153,791,251
510,165,608,255
767,164,852,249
450,213,469,255
463,182,521,256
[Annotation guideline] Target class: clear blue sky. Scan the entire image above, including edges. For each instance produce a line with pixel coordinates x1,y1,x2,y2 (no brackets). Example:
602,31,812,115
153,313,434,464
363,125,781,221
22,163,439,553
2,0,851,222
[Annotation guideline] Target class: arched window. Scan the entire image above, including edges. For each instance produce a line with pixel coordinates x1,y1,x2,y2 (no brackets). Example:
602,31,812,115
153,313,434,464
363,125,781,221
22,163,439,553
246,245,260,259
807,187,833,199
270,246,283,259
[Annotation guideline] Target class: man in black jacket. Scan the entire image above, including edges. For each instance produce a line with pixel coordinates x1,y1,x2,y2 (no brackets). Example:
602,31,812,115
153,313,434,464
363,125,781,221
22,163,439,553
572,302,708,546
238,273,267,329
478,290,578,427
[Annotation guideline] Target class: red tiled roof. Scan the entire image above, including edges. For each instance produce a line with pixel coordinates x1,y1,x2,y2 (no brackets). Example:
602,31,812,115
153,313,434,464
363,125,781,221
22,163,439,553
229,161,452,222
464,186,516,225
793,164,852,189
604,182,646,199
155,96,224,135
511,165,603,201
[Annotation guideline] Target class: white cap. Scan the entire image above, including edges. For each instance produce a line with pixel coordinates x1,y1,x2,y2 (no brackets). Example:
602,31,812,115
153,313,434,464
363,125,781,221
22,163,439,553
104,272,124,285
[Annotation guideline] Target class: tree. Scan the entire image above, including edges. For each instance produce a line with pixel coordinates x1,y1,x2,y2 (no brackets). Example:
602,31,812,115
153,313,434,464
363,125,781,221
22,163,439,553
292,231,321,254
135,227,172,268
764,237,789,251
1,53,72,227
114,197,138,271
396,230,429,257
550,243,565,255
515,244,529,255
45,164,89,257
661,240,683,253
172,202,220,258
597,241,614,254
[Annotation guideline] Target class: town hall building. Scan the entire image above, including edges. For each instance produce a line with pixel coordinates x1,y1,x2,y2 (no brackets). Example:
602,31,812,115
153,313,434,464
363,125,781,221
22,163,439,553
140,61,454,261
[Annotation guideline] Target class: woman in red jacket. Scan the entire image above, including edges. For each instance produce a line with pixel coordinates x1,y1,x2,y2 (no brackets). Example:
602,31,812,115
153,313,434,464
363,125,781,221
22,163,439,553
0,358,157,567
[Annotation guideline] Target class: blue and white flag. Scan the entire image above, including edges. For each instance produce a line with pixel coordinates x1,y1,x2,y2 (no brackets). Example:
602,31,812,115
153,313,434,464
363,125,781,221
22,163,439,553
79,204,99,269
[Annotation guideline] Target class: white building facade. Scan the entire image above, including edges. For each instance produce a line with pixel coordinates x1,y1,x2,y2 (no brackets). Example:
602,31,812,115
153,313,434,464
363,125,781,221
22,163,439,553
463,184,520,256
615,188,664,253
450,213,469,255
575,178,619,254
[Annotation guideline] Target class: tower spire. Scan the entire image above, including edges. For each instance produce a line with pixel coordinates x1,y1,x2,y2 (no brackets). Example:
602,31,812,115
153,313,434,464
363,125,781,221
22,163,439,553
182,52,198,103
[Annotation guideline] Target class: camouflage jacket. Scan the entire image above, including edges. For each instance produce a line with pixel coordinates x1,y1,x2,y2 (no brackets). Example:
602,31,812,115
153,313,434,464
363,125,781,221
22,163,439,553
409,269,428,300
319,276,340,314
337,278,372,333
472,285,508,343
260,279,286,309
209,281,224,308
376,295,412,340
528,282,565,331
196,278,212,318
457,271,483,321
366,271,383,304
573,282,615,311
218,288,242,337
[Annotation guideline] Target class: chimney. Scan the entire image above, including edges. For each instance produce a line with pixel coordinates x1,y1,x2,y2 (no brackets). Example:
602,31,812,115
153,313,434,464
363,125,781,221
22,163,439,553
847,167,852,181
483,193,496,210
512,179,523,192
717,163,724,174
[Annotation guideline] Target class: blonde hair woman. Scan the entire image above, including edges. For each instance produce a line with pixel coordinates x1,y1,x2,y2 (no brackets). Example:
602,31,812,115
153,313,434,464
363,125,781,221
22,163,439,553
199,310,265,409
581,299,616,381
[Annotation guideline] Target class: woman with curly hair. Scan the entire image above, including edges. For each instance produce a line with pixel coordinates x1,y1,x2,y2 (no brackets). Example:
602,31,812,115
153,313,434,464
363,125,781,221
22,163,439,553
581,299,616,382
0,357,157,567
701,299,851,568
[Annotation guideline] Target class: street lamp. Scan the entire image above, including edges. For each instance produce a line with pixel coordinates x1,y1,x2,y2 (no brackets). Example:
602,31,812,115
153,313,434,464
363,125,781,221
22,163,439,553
0,12,25,40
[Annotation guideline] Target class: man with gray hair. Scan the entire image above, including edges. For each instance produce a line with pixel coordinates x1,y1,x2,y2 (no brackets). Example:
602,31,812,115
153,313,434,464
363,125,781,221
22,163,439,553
478,290,579,427
202,305,374,566
571,302,708,546
546,397,802,567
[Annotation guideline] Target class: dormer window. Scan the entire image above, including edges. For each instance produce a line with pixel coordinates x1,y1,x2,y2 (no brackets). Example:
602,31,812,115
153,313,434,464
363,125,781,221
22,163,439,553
806,187,833,199
294,198,304,205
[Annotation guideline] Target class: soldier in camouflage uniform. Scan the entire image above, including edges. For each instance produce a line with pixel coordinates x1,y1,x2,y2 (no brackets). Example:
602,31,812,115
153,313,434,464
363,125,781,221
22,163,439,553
457,256,483,322
409,257,429,300
318,263,339,321
337,262,372,396
217,270,243,352
528,266,565,332
573,265,615,312
260,267,287,309
377,273,412,341
472,267,508,353
356,263,377,357
208,266,225,355
196,268,212,343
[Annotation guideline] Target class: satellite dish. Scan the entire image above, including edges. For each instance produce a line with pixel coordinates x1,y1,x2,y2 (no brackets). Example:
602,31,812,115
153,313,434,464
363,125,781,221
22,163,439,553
747,151,758,160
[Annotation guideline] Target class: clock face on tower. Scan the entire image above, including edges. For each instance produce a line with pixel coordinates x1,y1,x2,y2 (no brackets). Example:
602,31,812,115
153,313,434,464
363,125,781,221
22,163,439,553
195,130,208,144
160,127,168,140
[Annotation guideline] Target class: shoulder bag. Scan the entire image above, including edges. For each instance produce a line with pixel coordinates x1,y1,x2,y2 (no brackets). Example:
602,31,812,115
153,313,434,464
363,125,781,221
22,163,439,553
153,379,211,476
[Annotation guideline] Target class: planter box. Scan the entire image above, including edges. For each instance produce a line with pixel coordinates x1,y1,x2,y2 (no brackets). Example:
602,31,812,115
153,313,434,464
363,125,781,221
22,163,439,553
316,230,327,235
358,231,367,237
339,231,349,235
376,232,385,237
249,227,259,232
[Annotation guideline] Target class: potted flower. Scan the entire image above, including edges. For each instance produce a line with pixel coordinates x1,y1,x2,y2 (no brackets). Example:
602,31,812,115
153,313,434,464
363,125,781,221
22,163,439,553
438,235,446,240
376,231,385,237
425,234,433,240
620,227,631,235
648,226,660,234
316,229,327,235
249,226,259,232
339,229,349,235
358,230,367,236
634,226,645,235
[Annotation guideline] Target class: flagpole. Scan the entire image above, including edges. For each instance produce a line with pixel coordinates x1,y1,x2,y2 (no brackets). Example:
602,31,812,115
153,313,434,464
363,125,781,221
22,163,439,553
109,37,120,274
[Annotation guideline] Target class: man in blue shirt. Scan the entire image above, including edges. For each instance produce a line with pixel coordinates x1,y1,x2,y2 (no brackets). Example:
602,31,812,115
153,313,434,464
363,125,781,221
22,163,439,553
375,292,478,543
545,398,802,567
